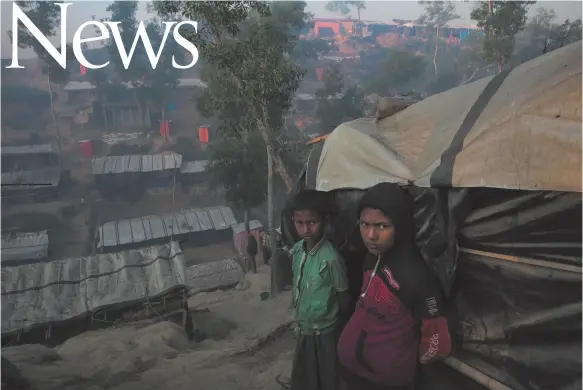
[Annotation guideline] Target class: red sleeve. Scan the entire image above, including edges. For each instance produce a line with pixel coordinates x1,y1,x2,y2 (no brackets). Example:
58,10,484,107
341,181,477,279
417,270,451,364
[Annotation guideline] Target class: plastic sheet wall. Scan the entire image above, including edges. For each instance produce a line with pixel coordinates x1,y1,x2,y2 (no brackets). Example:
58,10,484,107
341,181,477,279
281,185,581,390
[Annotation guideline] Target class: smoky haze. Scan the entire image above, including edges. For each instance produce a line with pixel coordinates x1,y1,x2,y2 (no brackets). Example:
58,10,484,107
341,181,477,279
1,1,581,59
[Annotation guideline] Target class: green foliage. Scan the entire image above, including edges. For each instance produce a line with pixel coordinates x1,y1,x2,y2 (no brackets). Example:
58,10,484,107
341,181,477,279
502,7,582,66
206,134,267,210
7,2,72,84
105,1,139,81
418,1,459,30
325,1,366,20
470,0,535,71
154,1,307,196
172,137,206,161
8,1,61,53
314,64,364,132
365,49,428,95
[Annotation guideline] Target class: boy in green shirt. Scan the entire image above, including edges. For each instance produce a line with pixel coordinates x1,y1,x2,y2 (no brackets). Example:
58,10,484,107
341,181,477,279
289,190,350,390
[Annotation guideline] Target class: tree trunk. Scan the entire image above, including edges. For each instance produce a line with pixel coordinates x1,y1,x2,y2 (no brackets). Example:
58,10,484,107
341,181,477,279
257,106,294,193
433,27,439,77
244,210,250,232
267,143,281,297
47,72,62,169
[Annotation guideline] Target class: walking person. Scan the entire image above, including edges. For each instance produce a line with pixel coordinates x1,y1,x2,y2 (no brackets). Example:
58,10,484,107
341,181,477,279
246,232,258,274
289,189,351,390
337,183,451,390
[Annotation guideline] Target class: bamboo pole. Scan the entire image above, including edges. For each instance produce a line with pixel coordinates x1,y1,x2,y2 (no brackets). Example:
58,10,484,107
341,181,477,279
459,247,581,274
441,356,514,390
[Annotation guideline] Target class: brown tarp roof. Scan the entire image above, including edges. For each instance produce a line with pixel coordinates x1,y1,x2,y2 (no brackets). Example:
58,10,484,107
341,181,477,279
316,42,582,193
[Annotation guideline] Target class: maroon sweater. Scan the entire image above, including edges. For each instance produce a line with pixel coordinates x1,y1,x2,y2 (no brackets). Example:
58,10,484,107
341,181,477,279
337,252,451,387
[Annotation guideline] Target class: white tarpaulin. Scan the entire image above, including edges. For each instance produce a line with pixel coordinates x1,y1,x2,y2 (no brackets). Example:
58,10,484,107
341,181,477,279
316,43,582,193
1,242,186,336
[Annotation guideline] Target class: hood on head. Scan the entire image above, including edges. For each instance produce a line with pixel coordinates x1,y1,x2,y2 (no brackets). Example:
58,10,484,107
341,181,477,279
358,182,414,251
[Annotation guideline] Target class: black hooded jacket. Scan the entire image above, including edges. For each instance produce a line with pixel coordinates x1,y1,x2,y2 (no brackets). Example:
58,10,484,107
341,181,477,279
338,183,451,388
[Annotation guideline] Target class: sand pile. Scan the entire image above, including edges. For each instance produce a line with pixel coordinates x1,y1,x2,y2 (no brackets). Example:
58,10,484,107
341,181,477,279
3,266,296,390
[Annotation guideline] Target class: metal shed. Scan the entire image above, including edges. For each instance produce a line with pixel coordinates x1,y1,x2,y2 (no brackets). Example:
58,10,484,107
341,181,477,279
96,206,238,252
1,231,49,265
92,153,182,175
1,168,62,203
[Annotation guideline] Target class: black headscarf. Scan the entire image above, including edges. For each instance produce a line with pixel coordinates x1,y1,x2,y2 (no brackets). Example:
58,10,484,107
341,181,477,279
357,182,420,268
358,182,415,251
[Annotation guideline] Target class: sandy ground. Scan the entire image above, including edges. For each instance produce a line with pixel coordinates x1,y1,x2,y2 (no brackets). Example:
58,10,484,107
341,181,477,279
2,264,487,390
3,266,296,390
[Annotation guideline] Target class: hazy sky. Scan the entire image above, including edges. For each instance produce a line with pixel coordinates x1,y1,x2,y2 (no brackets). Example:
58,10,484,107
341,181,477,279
2,1,582,59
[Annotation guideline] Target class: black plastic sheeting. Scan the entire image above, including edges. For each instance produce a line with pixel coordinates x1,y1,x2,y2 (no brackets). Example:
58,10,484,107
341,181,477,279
281,183,581,390
451,250,581,390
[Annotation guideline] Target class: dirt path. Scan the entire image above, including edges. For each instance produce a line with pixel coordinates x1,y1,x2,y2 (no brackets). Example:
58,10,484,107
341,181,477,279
2,265,487,390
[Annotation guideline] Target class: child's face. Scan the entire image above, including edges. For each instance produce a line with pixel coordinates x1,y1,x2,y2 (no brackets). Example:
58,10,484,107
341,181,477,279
293,210,324,244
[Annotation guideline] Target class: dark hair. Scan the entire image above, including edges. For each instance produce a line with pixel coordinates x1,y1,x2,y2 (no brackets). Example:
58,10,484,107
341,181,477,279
291,189,335,218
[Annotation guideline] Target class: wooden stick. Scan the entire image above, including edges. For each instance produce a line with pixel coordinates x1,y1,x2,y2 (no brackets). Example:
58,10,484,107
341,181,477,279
441,356,514,390
459,248,581,274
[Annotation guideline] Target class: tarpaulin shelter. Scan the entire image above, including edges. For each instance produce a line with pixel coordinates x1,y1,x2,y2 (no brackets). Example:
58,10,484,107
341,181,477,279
281,43,582,390
232,220,264,262
1,243,188,346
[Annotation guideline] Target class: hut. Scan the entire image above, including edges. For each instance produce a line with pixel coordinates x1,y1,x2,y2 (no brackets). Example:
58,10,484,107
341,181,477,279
1,242,189,347
1,144,58,172
232,220,264,261
180,160,208,187
1,231,49,266
91,153,182,199
1,168,62,204
281,43,581,390
96,206,238,253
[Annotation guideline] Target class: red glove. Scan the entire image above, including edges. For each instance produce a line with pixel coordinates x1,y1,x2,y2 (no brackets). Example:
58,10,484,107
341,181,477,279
418,316,451,364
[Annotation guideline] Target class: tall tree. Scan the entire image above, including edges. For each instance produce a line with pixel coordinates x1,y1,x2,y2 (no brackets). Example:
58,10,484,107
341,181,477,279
471,0,535,72
154,1,307,290
314,64,363,132
326,1,366,22
206,133,267,233
105,1,139,81
8,1,69,166
364,49,427,96
104,1,182,130
418,1,459,77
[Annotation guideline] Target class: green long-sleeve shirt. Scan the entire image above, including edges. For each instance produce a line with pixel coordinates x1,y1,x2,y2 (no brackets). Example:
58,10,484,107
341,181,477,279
291,238,348,334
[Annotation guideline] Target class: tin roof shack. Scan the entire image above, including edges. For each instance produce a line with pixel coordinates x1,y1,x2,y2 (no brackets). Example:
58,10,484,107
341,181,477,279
180,160,208,187
1,168,62,204
1,231,49,266
1,242,189,347
92,153,182,201
1,144,58,173
1,86,51,133
96,206,238,253
232,220,264,263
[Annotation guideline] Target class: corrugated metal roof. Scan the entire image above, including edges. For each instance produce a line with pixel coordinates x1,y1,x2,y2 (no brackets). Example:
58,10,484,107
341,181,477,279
122,78,208,89
232,220,264,235
64,81,96,91
1,144,53,155
92,153,182,175
1,168,62,191
295,93,342,101
97,206,238,248
1,231,49,263
181,160,208,174
176,78,208,89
